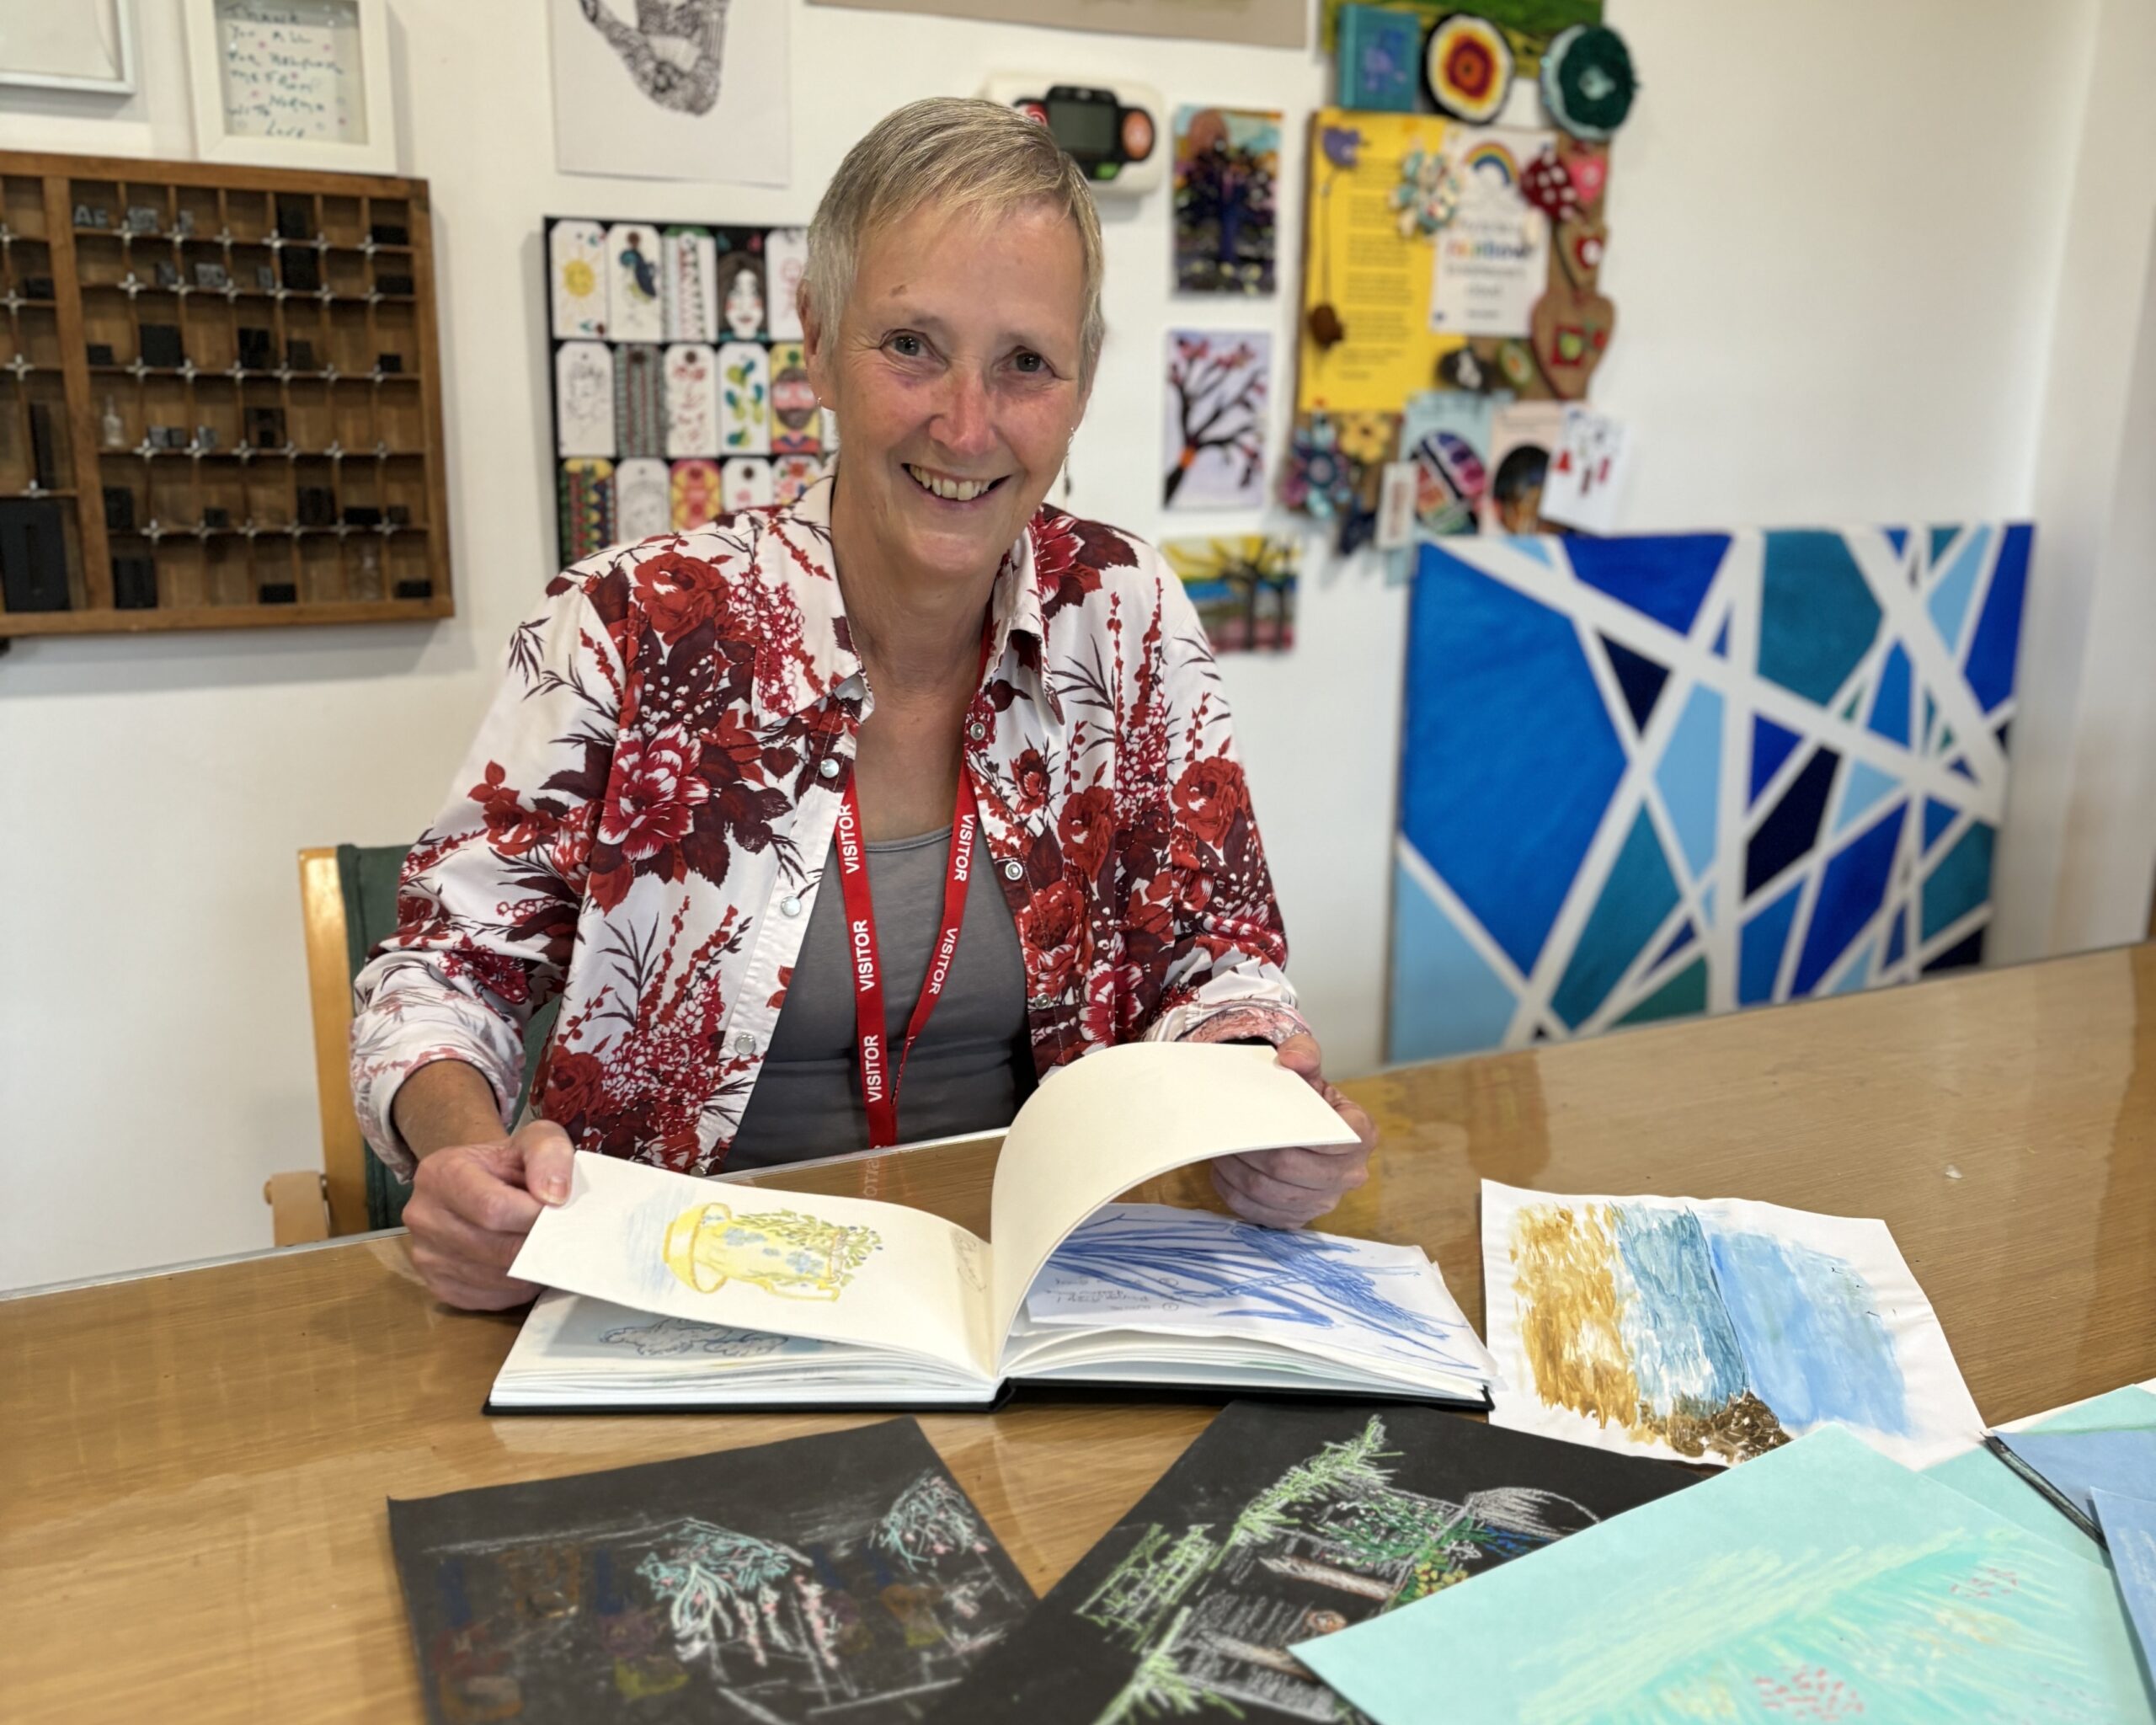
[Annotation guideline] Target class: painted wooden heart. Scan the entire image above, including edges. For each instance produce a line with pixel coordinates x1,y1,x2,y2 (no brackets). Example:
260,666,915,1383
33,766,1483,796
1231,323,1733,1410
1529,281,1616,399
1556,216,1609,291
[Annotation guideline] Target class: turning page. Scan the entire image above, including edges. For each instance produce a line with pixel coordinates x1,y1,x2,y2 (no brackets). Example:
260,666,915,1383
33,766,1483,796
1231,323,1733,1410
510,1155,998,1379
986,1042,1363,1356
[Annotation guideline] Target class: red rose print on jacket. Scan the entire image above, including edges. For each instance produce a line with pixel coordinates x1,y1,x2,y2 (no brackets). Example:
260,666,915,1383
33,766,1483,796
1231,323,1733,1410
1058,785,1117,879
600,725,711,862
1018,878,1087,1001
1172,755,1251,851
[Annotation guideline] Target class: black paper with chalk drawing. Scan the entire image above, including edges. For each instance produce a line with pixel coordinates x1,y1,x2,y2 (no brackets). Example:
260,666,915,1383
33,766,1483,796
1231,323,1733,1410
926,1399,1695,1724
389,1418,1032,1723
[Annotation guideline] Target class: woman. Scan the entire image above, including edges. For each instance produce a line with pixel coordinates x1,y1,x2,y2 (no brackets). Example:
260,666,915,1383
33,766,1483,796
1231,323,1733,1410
353,99,1375,1312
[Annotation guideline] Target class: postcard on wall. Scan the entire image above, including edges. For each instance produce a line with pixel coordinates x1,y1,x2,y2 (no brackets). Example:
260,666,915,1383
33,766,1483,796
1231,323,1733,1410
1428,129,1555,338
1172,107,1280,295
1400,389,1499,536
1477,399,1565,532
1298,109,1469,414
1163,330,1272,510
1295,1425,2156,1725
1535,404,1633,534
1162,535,1299,652
924,1399,1691,1724
550,0,789,185
390,1419,1033,1724
1481,1181,1985,1469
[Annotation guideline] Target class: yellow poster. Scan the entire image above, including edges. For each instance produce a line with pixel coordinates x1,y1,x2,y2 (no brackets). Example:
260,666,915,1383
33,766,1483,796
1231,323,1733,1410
1298,110,1469,415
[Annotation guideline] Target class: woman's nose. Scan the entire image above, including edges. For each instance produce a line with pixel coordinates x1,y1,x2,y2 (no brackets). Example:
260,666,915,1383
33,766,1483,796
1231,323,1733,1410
933,370,996,458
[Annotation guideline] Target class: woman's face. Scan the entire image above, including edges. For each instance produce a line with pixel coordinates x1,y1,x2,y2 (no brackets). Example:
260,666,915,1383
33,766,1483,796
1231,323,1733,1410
807,198,1088,589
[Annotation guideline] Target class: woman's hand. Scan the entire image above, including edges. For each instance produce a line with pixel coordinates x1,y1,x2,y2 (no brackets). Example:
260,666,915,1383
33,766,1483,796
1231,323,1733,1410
403,1119,576,1311
1210,1033,1377,1229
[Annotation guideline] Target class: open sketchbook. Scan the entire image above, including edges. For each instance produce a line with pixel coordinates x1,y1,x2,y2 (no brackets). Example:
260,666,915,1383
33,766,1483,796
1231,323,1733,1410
499,1044,1498,1411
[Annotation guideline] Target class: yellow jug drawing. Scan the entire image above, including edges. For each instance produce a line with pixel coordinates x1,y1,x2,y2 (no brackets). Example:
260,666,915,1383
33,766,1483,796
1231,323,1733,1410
661,1202,882,1301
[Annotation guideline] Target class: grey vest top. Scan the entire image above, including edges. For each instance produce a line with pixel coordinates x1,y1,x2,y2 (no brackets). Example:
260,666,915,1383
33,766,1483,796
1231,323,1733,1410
725,825,1034,1169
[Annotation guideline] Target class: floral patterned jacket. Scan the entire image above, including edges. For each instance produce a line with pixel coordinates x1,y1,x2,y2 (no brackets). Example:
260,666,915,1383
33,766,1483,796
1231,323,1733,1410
350,475,1308,1178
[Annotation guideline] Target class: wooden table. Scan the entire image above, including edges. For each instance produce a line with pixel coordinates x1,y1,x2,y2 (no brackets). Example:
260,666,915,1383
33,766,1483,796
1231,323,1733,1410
6,945,2155,1720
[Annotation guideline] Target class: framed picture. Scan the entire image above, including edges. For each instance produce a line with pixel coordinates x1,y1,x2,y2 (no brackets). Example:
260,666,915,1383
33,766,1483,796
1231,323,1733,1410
182,0,395,173
0,1,137,94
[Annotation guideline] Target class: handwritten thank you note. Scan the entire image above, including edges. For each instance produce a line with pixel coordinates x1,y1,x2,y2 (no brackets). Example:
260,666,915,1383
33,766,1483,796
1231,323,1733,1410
216,0,366,144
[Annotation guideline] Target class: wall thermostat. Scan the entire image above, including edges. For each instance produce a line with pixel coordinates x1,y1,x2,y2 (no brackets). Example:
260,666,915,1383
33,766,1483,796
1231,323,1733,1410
982,77,1165,195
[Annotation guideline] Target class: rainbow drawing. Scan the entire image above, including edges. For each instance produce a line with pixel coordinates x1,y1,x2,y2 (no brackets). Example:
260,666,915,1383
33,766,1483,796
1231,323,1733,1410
1458,141,1521,185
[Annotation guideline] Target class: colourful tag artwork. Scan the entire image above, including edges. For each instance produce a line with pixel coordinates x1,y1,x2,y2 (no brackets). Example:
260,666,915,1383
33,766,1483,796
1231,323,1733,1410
1172,106,1281,295
721,457,773,510
765,227,808,340
662,226,717,342
606,222,665,344
615,457,672,542
766,342,819,454
718,341,771,455
548,218,609,339
663,343,720,457
670,457,723,530
614,344,664,458
560,457,615,563
554,341,616,457
771,454,825,506
1163,534,1299,653
718,250,768,341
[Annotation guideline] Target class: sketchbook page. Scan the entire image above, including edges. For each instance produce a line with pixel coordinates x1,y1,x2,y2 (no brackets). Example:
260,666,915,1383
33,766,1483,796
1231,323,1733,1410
1481,1180,1983,1470
2094,1490,2156,1674
987,1043,1360,1352
1006,1203,1499,1387
921,1398,1693,1725
510,1153,999,1380
390,1420,1033,1725
1294,1424,2156,1725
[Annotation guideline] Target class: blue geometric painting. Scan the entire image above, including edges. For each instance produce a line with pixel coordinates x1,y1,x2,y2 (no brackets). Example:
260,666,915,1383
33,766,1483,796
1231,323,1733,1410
1389,524,2032,1061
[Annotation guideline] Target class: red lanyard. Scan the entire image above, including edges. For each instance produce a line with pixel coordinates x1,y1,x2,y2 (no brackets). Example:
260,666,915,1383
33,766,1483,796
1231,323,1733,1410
833,629,990,1147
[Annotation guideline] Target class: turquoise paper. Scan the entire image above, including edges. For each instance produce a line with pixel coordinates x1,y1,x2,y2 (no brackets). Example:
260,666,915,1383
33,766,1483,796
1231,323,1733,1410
2094,1490,2156,1679
1998,1429,2156,1527
1294,1426,2156,1725
1927,1387,2156,1562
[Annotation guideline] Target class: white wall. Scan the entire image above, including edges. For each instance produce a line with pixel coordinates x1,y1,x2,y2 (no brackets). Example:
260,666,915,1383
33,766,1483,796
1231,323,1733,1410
0,0,2132,1290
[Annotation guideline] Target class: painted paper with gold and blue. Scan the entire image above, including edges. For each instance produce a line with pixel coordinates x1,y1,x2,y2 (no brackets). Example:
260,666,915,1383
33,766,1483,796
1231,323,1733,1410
1388,525,2031,1060
1479,1180,1983,1471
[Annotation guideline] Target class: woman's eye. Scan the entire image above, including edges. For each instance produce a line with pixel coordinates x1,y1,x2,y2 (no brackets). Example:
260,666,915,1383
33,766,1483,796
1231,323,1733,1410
889,333,924,358
1012,351,1045,374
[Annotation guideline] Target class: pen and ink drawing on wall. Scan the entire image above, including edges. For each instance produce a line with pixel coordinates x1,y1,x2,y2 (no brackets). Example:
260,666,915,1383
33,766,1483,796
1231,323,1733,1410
1163,535,1298,654
549,0,787,185
1163,330,1271,510
925,1400,1690,1724
1481,1183,1984,1470
1172,107,1281,296
1388,524,2031,1062
547,217,825,563
391,1419,1032,1724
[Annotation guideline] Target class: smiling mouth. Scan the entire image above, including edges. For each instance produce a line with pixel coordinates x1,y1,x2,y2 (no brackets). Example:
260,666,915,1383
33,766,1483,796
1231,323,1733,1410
905,462,1005,504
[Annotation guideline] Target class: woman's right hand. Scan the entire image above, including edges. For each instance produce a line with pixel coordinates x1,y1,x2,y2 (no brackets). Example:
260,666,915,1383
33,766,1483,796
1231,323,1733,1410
402,1119,576,1311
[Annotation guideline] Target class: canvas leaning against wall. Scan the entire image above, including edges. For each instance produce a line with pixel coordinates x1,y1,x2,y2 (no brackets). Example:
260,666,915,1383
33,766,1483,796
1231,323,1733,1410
1387,524,2031,1060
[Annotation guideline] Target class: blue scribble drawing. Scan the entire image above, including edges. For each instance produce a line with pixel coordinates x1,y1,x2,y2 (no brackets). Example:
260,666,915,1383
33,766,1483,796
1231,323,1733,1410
1609,1206,1750,1423
1707,1228,1911,1438
1041,1207,1486,1374
599,1316,792,1359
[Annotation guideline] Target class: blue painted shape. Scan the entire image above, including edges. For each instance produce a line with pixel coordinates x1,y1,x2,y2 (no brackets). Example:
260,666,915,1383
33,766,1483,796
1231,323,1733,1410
1400,547,1627,975
1792,804,1904,996
1711,615,1729,658
1705,1226,1911,1436
1995,1429,2156,1530
1505,534,1552,566
1868,642,1913,745
2093,1488,2156,1670
1656,684,1721,880
1929,523,1961,564
1966,522,2031,713
1758,531,1884,705
1923,689,1938,744
1831,941,1875,995
1550,809,1682,1029
1606,1205,1748,1418
1739,881,1801,1005
1928,1386,2156,1563
1652,919,1696,969
1927,523,1991,654
1566,532,1729,636
1924,797,1957,852
1923,821,1995,944
1701,884,1716,926
1749,715,1801,804
1885,526,1908,555
1833,759,1900,835
1386,852,1518,1062
1883,905,1907,969
1949,756,1975,782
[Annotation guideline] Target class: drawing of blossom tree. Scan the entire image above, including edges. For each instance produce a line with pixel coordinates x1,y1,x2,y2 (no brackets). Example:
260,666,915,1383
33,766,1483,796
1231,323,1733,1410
1162,330,1272,510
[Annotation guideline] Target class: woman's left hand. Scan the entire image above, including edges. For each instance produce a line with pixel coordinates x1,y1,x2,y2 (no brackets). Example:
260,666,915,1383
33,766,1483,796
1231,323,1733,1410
1210,1033,1377,1228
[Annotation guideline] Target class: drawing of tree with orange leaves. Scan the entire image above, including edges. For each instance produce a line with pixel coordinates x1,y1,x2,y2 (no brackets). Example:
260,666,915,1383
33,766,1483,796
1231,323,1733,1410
1163,331,1271,509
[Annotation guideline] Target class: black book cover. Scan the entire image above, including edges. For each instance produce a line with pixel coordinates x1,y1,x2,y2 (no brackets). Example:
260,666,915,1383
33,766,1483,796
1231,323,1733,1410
927,1401,1698,1724
388,1418,1033,1724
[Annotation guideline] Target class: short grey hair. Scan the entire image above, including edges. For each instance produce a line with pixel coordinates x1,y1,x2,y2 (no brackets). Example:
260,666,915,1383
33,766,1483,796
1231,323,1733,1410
804,98,1106,387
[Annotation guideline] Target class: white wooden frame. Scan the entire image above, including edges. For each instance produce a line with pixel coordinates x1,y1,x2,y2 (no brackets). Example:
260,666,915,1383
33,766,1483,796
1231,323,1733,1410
0,1,138,94
182,0,397,174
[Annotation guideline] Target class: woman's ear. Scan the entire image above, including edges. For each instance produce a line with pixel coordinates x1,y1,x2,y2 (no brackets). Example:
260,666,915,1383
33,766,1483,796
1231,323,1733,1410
800,289,831,405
